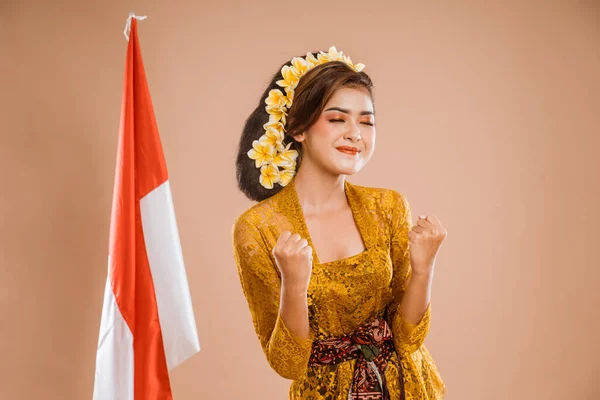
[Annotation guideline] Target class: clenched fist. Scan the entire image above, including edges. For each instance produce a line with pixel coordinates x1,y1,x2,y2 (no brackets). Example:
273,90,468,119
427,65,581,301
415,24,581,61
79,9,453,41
272,231,313,292
408,214,447,278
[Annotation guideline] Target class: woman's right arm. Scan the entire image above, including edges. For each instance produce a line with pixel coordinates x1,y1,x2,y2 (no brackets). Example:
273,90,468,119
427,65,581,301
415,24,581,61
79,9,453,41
232,217,313,380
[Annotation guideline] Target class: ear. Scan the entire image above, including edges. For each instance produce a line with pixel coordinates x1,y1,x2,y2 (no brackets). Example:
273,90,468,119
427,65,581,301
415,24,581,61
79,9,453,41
292,131,306,143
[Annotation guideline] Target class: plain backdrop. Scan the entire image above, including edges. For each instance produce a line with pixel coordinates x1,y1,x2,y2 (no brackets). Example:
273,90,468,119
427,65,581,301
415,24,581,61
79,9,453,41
1,1,599,399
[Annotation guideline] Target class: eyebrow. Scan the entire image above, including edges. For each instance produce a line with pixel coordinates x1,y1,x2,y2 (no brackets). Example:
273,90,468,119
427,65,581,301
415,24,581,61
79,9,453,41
324,107,374,116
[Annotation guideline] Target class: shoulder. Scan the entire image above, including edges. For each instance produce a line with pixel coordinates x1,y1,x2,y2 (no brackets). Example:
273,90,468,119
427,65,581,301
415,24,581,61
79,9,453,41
231,195,279,243
346,181,409,214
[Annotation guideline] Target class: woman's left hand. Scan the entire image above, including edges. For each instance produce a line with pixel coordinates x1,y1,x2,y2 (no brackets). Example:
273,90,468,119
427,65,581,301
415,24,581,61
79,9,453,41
408,214,447,278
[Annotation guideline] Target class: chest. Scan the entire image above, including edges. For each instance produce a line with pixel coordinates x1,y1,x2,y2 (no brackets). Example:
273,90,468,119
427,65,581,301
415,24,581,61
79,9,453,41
304,206,366,265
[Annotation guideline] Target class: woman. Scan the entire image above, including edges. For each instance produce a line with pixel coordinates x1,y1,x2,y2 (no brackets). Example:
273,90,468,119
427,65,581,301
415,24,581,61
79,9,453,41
232,46,446,399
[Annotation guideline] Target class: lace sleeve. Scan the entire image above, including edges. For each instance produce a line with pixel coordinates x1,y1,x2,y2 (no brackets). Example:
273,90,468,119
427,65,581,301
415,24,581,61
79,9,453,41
232,216,313,380
387,190,431,356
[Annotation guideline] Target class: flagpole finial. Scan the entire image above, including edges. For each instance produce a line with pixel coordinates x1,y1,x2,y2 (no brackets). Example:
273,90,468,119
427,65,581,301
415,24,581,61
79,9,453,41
124,12,147,41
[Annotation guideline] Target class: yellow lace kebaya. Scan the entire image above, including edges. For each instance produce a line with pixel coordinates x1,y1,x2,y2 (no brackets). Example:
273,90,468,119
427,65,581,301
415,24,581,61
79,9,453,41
232,177,445,399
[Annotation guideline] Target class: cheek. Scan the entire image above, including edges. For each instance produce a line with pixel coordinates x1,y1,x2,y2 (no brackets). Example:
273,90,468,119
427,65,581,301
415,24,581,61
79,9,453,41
309,120,338,141
364,130,376,146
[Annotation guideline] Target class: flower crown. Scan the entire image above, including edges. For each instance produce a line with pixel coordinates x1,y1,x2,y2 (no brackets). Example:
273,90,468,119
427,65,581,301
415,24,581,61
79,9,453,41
246,46,366,189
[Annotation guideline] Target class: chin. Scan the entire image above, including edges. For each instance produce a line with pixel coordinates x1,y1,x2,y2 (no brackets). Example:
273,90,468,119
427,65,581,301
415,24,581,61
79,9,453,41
335,165,362,176
325,156,366,175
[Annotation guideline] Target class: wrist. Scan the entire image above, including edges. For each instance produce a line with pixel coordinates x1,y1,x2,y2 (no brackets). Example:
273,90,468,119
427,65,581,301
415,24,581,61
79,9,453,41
410,269,434,283
281,280,309,296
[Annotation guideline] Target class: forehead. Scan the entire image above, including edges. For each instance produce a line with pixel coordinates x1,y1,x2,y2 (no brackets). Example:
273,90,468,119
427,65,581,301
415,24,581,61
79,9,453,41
324,87,374,112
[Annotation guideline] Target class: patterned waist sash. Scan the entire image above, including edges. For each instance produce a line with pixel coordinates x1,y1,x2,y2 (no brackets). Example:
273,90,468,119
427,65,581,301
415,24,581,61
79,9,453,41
308,318,404,400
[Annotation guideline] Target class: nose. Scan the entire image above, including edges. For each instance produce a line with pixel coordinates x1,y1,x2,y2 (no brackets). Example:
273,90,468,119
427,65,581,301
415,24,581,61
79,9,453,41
344,120,361,142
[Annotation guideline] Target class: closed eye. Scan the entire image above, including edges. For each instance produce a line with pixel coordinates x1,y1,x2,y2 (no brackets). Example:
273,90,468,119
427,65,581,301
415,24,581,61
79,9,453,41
329,119,374,126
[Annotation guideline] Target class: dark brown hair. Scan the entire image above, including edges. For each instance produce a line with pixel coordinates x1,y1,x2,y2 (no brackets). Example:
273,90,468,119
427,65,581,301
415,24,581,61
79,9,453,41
235,53,374,202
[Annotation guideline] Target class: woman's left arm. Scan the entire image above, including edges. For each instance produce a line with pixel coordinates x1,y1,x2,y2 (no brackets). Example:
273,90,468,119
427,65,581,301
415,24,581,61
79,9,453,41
401,212,446,324
387,191,447,356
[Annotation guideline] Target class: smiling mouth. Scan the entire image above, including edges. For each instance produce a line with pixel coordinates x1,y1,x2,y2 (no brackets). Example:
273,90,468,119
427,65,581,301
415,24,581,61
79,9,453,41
336,147,360,155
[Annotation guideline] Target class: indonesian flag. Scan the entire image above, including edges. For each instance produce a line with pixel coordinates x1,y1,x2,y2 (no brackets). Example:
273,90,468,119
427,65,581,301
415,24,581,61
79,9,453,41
93,16,200,399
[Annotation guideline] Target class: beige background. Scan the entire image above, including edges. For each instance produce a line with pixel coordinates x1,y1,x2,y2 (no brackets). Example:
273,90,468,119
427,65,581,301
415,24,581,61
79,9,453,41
1,1,599,399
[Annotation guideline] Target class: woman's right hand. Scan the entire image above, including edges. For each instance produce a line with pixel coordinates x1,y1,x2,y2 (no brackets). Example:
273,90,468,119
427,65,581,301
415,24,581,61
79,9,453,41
272,231,313,292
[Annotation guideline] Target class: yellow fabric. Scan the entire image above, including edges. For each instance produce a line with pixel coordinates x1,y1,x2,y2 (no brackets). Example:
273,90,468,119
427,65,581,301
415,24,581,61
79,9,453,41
232,177,445,399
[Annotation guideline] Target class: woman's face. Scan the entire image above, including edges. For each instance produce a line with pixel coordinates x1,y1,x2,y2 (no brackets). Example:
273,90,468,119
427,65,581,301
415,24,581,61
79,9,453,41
293,87,376,176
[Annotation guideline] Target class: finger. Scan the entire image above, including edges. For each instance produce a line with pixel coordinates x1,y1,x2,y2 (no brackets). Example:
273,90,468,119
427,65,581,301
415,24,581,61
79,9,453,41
292,238,309,251
420,214,440,225
301,245,313,258
412,225,426,233
277,231,292,245
288,233,302,243
274,231,292,253
416,218,431,228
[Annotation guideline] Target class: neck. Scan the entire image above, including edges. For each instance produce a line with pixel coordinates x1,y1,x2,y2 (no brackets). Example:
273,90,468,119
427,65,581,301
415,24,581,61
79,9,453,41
292,162,347,215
